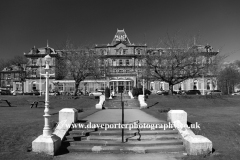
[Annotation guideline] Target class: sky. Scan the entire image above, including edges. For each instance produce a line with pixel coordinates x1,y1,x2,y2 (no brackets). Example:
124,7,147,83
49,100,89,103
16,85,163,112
0,0,240,61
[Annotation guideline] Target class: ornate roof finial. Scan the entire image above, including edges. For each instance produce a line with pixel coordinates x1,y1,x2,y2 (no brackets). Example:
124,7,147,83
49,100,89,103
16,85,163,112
47,40,49,48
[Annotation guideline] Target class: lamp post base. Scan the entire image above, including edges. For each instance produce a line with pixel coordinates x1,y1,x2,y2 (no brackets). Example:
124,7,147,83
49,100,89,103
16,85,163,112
32,134,61,155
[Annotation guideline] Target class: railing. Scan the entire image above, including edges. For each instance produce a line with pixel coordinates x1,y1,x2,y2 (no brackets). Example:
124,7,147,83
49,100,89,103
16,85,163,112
125,120,141,142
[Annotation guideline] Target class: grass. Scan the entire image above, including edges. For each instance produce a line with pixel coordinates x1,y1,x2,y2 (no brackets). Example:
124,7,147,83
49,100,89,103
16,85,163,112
143,94,240,160
0,95,99,160
1,94,240,159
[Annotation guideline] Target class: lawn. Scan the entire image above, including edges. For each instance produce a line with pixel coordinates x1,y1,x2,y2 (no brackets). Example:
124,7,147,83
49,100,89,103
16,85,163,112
0,95,99,160
143,94,240,160
1,94,240,160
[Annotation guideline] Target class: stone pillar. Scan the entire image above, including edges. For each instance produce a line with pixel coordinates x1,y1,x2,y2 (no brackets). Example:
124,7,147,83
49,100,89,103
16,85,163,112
129,81,130,91
167,110,187,125
210,79,213,90
59,108,78,125
116,81,118,93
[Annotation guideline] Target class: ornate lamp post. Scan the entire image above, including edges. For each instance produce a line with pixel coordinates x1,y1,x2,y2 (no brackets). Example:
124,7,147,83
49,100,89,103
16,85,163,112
39,58,42,96
143,79,145,95
41,54,55,136
32,54,60,156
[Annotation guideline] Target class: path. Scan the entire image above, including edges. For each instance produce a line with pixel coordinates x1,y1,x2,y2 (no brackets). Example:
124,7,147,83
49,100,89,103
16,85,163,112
82,109,166,123
54,103,185,160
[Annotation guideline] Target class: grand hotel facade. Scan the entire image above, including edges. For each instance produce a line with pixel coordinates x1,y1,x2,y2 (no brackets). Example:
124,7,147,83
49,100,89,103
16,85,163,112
17,29,218,94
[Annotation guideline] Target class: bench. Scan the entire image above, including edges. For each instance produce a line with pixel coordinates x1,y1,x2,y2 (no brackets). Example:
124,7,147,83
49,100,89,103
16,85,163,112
0,99,11,107
30,101,45,108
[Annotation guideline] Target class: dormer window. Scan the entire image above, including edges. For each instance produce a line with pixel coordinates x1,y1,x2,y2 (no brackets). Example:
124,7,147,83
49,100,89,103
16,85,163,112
101,49,106,55
32,59,37,66
136,48,141,55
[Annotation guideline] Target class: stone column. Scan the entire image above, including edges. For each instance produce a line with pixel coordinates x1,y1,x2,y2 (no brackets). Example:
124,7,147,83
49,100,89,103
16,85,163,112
210,79,213,90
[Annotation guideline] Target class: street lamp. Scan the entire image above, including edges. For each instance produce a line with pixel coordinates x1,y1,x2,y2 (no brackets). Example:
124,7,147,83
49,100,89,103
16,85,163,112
32,54,60,155
41,54,54,137
39,58,42,96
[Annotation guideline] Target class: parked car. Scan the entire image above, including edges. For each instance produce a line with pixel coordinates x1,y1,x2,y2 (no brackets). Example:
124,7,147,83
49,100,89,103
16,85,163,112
157,90,169,95
138,89,151,95
0,88,11,95
89,90,104,96
232,91,240,95
157,90,179,95
32,90,40,95
207,90,222,95
184,90,201,95
178,90,186,95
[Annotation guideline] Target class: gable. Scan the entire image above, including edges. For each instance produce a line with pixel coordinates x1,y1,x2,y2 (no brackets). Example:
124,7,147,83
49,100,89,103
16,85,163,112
111,29,131,45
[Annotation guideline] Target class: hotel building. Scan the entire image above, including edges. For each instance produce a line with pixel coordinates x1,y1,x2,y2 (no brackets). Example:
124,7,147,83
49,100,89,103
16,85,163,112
21,29,218,94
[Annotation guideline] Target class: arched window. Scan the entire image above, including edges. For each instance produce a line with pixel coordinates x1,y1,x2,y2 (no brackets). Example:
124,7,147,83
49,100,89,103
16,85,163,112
207,79,211,90
136,48,141,55
193,80,198,90
32,81,37,90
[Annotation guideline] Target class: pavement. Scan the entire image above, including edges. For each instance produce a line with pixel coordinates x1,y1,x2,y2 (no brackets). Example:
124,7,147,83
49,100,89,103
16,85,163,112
53,109,185,160
54,152,185,160
81,109,166,123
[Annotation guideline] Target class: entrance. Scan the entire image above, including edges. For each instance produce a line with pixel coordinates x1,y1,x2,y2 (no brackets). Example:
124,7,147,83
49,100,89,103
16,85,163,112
118,86,124,93
110,80,133,94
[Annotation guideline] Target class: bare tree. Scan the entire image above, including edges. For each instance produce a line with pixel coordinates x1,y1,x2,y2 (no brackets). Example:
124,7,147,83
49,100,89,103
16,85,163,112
145,34,219,94
0,59,9,71
217,62,240,94
60,40,100,96
9,55,28,66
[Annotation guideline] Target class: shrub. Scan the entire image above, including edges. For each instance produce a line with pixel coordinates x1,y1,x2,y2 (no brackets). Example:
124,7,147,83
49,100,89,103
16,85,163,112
105,87,110,98
132,87,139,97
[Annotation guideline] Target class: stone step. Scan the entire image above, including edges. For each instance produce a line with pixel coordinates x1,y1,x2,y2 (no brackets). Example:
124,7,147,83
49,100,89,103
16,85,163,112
71,126,174,131
68,139,183,147
65,134,180,141
68,130,178,136
104,99,139,108
69,122,172,130
67,145,185,153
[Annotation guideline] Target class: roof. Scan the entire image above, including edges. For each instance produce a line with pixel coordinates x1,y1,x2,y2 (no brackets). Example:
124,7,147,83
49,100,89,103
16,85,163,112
111,29,131,45
24,45,57,56
1,65,23,72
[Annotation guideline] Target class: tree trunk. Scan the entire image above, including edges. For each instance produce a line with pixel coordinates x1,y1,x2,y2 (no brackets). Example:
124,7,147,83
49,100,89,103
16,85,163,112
22,81,24,95
227,81,230,95
74,82,80,96
169,84,173,95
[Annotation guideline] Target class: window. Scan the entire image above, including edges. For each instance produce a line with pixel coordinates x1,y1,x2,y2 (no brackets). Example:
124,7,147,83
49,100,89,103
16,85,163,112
119,70,123,73
136,49,141,55
32,69,37,77
32,82,36,90
101,60,104,66
126,59,129,66
113,59,116,66
32,59,37,66
118,48,123,55
193,80,198,90
101,49,105,55
7,74,11,79
207,79,211,90
119,59,123,66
